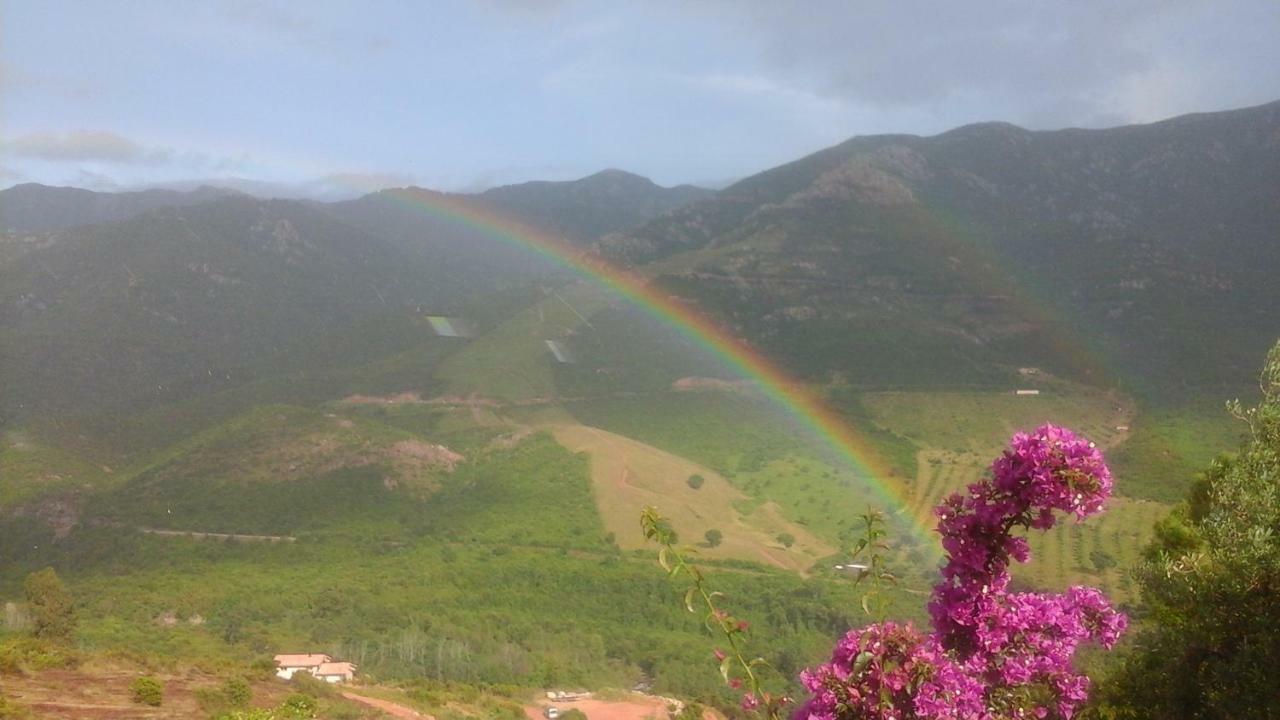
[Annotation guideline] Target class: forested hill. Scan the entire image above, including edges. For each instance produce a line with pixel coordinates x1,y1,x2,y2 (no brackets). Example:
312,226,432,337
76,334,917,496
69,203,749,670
602,100,1280,396
0,183,244,233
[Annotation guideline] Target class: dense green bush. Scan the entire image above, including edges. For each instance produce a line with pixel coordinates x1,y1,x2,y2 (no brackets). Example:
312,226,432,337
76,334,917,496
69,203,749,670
1093,341,1280,718
223,676,253,707
129,676,163,706
23,569,74,643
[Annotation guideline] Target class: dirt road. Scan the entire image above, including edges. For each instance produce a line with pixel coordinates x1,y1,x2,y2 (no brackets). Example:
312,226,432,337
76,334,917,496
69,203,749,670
524,696,672,720
342,691,431,719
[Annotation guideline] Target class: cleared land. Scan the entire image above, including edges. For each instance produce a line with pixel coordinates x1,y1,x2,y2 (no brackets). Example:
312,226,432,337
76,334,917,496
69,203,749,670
547,423,833,572
523,694,673,720
862,388,1163,600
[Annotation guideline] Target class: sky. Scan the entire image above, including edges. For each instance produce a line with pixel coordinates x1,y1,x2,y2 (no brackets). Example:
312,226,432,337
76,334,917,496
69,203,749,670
2,0,1278,197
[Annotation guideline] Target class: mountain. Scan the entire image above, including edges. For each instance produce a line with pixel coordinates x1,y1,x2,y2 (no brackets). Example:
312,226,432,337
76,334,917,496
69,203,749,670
324,170,712,267
600,100,1280,396
0,183,244,232
477,169,714,244
3,107,1277,711
0,195,448,421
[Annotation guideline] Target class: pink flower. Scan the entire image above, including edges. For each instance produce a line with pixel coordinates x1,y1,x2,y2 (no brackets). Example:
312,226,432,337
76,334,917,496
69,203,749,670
793,425,1126,720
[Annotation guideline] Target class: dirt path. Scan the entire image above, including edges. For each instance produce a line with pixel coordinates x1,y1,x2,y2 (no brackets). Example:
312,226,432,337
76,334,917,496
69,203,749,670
341,691,431,719
137,527,296,542
524,696,671,720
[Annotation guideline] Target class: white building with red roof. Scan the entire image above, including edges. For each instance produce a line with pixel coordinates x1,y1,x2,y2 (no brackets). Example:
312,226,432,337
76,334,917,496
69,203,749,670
314,661,358,683
273,653,332,680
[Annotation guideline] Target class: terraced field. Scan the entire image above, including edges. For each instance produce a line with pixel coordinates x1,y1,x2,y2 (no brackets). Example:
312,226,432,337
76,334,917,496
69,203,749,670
862,388,1162,601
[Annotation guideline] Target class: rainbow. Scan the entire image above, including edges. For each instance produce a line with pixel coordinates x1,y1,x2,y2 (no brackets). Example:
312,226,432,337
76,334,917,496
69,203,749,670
378,187,937,544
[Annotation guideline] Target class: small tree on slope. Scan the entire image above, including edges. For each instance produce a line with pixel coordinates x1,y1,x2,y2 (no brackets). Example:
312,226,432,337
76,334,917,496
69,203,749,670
23,568,75,644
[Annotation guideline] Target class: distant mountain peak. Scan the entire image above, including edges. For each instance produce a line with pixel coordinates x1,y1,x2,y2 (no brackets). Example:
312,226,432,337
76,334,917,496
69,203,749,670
580,168,654,184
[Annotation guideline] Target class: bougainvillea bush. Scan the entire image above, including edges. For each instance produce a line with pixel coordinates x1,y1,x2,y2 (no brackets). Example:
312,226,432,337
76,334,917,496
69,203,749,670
793,425,1127,720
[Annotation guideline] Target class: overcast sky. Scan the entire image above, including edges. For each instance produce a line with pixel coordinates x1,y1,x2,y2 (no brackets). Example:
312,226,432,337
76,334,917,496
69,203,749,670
2,1,1278,195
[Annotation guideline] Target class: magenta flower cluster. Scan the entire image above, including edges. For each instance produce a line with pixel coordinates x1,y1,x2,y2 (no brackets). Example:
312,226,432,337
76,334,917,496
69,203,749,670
794,425,1127,720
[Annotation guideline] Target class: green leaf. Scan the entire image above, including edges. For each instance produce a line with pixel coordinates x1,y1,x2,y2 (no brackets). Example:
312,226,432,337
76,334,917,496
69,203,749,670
853,651,874,674
684,587,697,613
719,655,733,683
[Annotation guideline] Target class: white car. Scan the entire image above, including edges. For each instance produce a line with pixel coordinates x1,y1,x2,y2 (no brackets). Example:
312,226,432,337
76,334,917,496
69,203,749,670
544,708,560,720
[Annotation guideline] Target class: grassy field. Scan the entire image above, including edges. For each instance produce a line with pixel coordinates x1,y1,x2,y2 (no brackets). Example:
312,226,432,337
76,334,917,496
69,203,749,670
859,386,1182,602
547,423,833,572
1106,397,1249,502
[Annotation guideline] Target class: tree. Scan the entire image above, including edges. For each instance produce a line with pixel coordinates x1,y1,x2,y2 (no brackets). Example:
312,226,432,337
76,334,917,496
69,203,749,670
687,474,705,490
23,568,75,643
1094,341,1280,719
776,532,795,549
703,529,723,548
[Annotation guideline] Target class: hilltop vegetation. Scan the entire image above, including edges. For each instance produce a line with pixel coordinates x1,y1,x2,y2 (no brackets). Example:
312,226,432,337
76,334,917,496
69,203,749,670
604,100,1280,399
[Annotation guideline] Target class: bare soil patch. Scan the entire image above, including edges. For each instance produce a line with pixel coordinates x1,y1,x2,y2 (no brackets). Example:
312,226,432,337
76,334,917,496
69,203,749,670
524,695,673,720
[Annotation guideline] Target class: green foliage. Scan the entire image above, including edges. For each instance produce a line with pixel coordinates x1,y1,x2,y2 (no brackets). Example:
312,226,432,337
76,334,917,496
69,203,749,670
1107,400,1247,503
23,568,75,644
559,710,588,720
1089,549,1117,573
281,695,318,717
1094,341,1280,718
687,474,705,490
776,533,795,549
288,671,337,698
223,676,253,707
703,529,723,548
0,690,28,720
0,637,77,673
129,676,164,706
641,507,787,719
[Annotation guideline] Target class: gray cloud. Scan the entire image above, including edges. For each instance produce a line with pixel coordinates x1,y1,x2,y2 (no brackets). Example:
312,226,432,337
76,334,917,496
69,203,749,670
685,0,1280,129
3,130,171,164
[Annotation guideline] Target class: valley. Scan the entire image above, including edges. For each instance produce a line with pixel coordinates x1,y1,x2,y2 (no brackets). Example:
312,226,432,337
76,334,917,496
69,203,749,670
1,100,1277,717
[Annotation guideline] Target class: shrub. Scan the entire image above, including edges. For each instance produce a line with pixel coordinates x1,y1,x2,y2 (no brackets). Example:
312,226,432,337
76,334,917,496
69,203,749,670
129,676,163,707
195,687,230,713
0,638,77,673
703,529,723,548
223,676,253,707
289,671,336,698
280,694,318,718
687,474,705,490
0,691,28,720
776,532,795,549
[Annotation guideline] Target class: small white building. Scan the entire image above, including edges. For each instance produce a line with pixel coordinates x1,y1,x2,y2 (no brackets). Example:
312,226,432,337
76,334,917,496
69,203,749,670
314,661,358,684
274,654,331,680
1014,389,1041,396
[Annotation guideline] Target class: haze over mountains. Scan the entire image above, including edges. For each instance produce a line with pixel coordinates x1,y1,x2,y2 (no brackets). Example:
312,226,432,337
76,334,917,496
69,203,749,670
2,99,1278,712
4,100,1276,427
